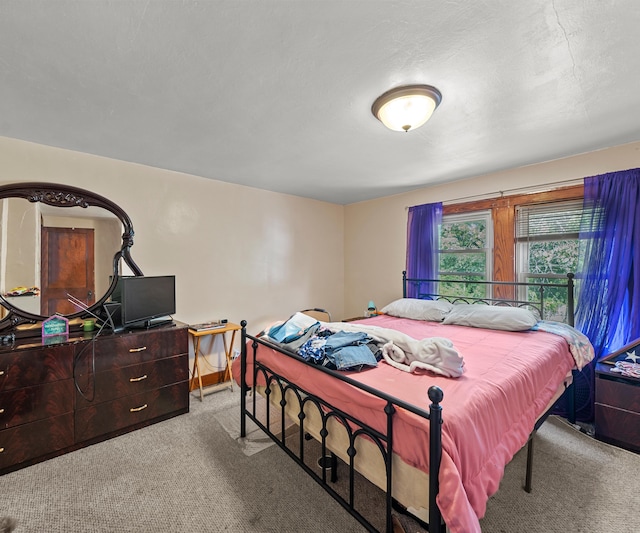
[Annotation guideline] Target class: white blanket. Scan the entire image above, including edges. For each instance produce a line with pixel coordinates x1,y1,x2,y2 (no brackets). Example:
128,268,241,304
323,321,465,378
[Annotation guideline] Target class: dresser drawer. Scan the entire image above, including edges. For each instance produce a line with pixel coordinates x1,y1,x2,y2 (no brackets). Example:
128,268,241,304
75,354,188,408
81,327,188,372
0,344,73,391
595,403,640,452
0,413,74,470
0,379,74,429
74,381,188,442
596,375,640,412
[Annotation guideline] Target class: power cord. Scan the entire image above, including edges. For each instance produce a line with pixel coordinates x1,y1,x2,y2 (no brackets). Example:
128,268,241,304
73,317,109,402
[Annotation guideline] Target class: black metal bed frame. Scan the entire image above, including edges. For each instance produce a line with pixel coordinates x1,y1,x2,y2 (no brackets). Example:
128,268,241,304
239,273,577,532
240,324,444,532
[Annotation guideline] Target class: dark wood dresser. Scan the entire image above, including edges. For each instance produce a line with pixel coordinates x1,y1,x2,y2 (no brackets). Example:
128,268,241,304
0,323,189,474
595,361,640,453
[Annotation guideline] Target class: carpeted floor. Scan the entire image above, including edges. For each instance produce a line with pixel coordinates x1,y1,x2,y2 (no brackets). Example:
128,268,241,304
213,394,296,457
480,415,640,532
1,388,639,532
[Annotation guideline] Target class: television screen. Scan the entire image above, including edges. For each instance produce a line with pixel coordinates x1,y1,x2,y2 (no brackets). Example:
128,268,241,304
111,275,176,328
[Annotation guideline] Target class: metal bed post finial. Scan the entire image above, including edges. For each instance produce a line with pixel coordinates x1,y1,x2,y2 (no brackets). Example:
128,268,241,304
402,270,407,298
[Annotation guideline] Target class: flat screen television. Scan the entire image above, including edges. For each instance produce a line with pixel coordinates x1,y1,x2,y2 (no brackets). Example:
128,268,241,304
110,275,176,329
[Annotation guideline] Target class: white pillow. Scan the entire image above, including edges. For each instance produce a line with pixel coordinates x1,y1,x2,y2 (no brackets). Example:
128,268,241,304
442,304,537,331
380,298,454,322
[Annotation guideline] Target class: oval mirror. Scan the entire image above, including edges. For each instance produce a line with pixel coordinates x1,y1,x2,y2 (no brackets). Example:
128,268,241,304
0,183,142,333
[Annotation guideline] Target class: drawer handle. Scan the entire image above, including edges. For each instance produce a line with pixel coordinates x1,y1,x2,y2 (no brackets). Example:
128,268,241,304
0,408,4,414
0,370,4,376
129,374,148,383
129,347,147,353
130,404,148,413
0,447,4,453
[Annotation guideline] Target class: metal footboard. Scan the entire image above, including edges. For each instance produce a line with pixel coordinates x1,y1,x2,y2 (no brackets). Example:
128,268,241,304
239,321,445,533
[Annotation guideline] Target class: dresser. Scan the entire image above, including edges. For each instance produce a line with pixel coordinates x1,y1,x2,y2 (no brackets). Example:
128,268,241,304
0,323,189,474
595,361,640,453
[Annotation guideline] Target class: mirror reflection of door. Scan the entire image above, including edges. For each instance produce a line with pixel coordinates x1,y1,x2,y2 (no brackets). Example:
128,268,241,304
41,227,95,316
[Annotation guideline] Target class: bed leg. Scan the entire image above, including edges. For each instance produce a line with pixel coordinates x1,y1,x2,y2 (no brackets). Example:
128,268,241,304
525,434,534,493
316,453,339,483
329,452,338,483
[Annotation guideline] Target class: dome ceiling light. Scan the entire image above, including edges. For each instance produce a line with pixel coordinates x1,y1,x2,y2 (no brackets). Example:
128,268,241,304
371,84,442,132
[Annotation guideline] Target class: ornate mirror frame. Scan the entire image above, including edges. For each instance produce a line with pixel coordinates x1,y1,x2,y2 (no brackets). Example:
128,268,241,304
0,182,143,334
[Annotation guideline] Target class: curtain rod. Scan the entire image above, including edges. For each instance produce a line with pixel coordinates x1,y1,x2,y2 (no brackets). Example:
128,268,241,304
406,177,583,209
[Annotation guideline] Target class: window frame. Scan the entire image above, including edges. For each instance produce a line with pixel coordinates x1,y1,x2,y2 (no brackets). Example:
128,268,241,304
439,209,493,280
442,184,584,284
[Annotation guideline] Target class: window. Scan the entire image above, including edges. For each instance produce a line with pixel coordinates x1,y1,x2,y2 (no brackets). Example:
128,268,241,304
408,184,586,313
439,211,492,298
515,199,583,321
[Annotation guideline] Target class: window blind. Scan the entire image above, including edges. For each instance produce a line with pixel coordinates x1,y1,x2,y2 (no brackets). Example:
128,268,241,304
516,199,584,241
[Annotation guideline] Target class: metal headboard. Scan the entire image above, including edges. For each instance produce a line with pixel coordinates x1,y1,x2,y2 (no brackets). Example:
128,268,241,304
402,271,575,326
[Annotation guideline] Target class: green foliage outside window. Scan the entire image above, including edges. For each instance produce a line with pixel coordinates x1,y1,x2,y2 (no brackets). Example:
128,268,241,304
440,219,486,250
518,201,583,322
523,241,579,322
437,205,581,320
439,216,490,299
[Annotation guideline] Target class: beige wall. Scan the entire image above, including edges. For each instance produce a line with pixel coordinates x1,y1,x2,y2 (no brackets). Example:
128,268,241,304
4,197,39,291
4,135,640,357
344,141,640,318
1,197,40,314
0,137,345,365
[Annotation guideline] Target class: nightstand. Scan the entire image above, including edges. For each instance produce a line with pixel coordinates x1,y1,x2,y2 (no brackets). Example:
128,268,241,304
594,341,640,453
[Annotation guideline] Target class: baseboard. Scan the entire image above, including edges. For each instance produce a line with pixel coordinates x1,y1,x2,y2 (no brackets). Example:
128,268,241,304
190,369,228,391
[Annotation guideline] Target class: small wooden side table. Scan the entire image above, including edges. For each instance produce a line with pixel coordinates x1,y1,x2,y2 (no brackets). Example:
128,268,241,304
188,322,241,401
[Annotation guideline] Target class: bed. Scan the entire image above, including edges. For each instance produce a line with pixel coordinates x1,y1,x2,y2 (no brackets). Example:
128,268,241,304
233,273,594,533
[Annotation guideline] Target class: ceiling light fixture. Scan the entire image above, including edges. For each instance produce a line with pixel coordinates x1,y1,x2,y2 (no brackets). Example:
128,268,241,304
371,84,442,132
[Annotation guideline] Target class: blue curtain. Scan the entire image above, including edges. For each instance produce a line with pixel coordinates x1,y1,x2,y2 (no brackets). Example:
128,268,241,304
406,202,442,298
567,169,640,421
576,170,640,356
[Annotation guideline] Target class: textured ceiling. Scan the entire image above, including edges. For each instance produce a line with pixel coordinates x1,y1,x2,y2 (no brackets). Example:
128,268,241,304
1,1,640,204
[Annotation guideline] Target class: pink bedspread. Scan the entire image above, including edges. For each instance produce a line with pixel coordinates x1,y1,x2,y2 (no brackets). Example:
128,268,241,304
233,315,576,533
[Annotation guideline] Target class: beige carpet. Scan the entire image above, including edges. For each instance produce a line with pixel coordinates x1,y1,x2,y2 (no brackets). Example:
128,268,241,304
1,389,639,532
220,393,640,533
480,415,640,532
214,393,296,456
